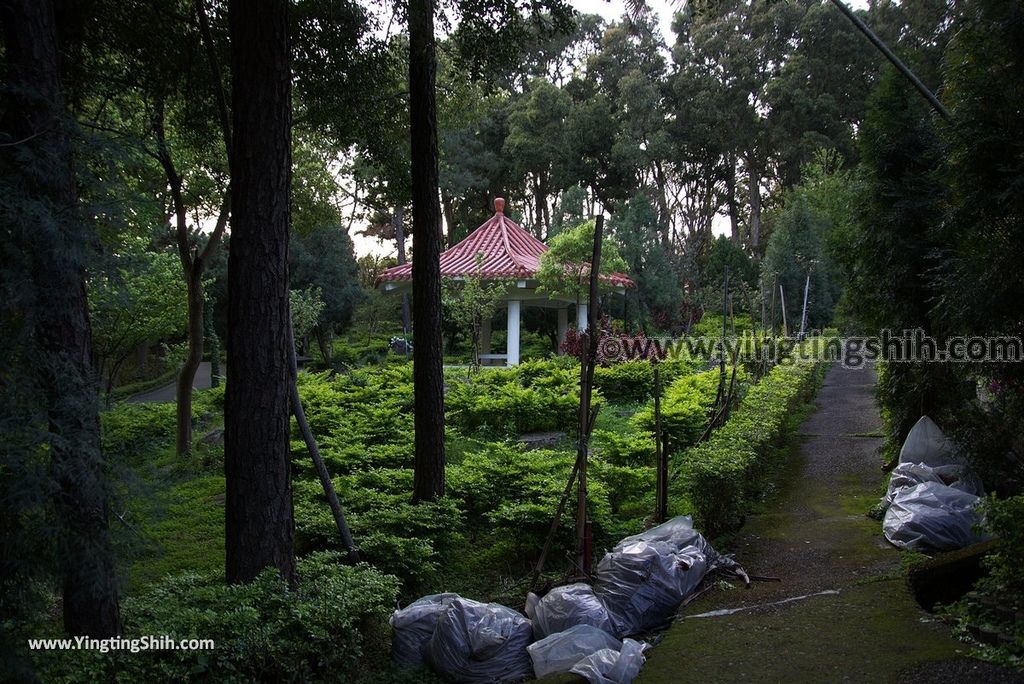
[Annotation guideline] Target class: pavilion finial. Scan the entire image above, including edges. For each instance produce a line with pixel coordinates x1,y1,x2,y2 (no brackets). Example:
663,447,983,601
494,197,505,214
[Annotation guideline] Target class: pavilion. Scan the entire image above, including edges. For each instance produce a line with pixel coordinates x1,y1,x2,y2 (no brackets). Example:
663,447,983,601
375,198,634,366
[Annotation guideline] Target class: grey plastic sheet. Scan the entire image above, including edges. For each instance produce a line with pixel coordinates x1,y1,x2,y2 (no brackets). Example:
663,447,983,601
898,415,958,466
390,592,461,667
527,623,622,678
528,582,616,640
883,481,991,551
569,638,648,684
594,541,709,637
882,461,983,510
426,597,534,683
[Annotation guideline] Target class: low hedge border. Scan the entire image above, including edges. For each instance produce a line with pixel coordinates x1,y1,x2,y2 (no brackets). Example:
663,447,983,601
672,359,826,535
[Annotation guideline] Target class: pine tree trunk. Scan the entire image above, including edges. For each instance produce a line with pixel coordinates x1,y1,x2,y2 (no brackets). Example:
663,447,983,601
726,155,741,243
1,0,120,636
224,0,296,584
748,155,762,254
409,0,446,502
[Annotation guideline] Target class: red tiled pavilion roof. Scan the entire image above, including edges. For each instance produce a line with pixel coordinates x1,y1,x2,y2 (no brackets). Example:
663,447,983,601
375,198,634,288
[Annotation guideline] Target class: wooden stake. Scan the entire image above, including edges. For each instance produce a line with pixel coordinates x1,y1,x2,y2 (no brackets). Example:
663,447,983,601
654,364,667,522
576,215,604,576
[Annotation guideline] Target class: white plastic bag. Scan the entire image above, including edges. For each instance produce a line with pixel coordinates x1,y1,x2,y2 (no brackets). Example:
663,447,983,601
899,416,957,466
426,597,534,683
390,592,461,667
529,583,615,640
527,624,622,678
883,481,990,551
594,541,709,637
569,638,647,684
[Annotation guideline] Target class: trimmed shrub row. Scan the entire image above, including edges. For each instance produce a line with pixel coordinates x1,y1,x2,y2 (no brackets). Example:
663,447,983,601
673,360,824,535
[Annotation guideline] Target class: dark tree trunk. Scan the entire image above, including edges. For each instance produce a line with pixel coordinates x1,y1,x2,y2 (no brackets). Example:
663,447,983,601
1,0,120,636
393,205,412,335
441,189,456,244
409,0,446,502
176,264,204,455
224,0,296,584
747,153,762,255
725,155,741,243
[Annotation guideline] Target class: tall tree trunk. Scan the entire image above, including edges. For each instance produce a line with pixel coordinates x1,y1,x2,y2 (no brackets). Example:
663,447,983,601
225,0,296,584
176,265,204,454
725,155,741,243
393,205,411,335
441,189,456,245
409,0,446,503
653,160,672,248
747,154,762,255
1,0,120,636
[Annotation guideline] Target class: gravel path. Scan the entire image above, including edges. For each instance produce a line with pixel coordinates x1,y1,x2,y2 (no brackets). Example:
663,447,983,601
637,363,1022,683
126,362,216,403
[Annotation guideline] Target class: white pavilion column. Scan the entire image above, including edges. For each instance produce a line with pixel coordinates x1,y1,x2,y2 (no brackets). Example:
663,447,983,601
557,307,569,353
577,301,589,330
480,316,492,354
506,299,521,366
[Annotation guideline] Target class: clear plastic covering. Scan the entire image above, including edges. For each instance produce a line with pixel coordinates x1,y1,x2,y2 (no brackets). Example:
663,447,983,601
883,481,991,551
426,597,534,683
613,515,737,572
898,415,958,466
882,461,983,510
569,638,648,684
527,623,622,678
389,592,461,667
528,582,616,640
594,541,709,637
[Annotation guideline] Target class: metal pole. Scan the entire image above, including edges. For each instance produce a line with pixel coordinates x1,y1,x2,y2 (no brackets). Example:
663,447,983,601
779,284,788,337
798,274,810,342
828,0,951,121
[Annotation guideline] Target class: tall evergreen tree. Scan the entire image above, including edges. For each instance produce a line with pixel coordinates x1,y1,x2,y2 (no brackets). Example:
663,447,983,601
0,0,120,636
409,0,446,502
224,0,296,583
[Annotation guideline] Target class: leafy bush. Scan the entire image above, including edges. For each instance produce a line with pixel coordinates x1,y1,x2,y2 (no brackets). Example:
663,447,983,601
101,402,177,461
447,443,618,564
673,361,822,534
593,361,655,403
35,553,400,683
946,495,1024,667
591,429,654,466
446,361,588,435
294,475,463,592
632,369,745,451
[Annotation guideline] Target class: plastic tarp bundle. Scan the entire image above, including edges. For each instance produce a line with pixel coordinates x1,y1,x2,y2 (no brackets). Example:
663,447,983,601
569,638,648,684
390,592,461,667
613,515,737,572
594,541,709,637
883,481,991,551
527,624,622,678
898,415,958,466
882,461,983,510
527,582,616,639
426,597,534,683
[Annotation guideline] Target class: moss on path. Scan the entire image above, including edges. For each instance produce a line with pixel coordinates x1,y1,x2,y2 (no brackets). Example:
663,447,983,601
638,364,980,683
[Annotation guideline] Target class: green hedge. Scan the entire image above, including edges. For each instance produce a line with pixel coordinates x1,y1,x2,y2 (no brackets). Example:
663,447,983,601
673,361,823,535
632,368,748,451
35,553,399,683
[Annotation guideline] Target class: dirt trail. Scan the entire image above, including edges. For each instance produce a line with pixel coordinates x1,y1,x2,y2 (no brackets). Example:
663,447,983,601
638,363,1014,683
